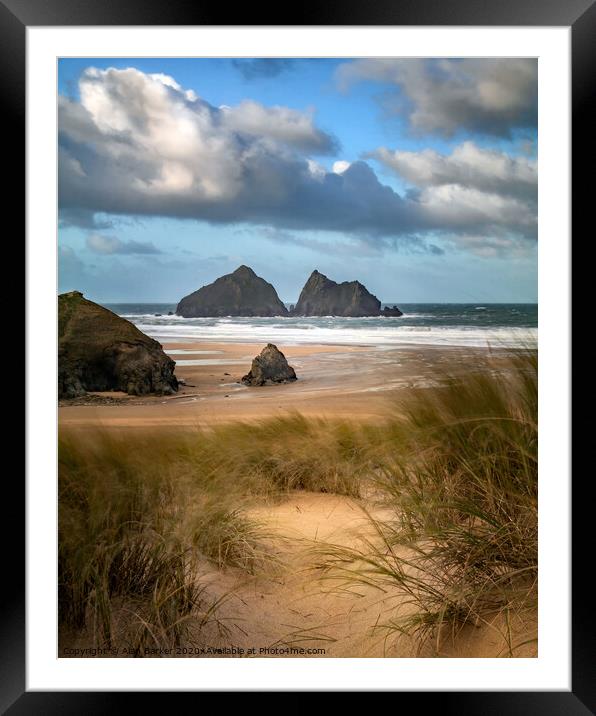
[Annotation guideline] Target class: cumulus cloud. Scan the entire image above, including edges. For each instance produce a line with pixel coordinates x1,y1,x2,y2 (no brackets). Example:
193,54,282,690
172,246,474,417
337,59,537,137
86,233,161,255
417,184,535,241
58,67,419,237
370,142,536,199
369,141,537,254
220,100,337,153
231,58,296,80
58,66,536,257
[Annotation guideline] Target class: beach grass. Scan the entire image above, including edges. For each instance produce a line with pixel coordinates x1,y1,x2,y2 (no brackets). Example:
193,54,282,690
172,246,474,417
315,348,538,655
185,414,366,499
58,432,269,650
58,415,367,649
59,348,537,655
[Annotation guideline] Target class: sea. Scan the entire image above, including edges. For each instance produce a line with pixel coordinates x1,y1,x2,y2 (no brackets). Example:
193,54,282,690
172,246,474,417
102,303,538,349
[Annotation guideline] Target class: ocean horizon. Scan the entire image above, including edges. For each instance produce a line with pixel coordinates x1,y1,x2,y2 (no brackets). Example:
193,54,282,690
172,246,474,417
102,302,538,349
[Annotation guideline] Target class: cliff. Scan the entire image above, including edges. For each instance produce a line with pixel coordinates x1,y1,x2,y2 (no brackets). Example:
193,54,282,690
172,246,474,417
58,291,178,398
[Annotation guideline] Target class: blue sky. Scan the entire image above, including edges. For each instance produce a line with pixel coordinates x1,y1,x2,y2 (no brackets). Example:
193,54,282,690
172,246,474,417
58,57,538,303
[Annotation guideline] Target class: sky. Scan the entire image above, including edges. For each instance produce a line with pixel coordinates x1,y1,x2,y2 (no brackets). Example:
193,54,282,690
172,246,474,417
58,57,538,303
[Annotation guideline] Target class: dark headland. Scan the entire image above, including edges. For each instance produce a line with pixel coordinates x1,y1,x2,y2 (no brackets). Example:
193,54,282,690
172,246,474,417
58,291,178,398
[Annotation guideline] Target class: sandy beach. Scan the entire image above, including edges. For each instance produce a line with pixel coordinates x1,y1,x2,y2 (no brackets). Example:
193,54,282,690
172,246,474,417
58,340,501,428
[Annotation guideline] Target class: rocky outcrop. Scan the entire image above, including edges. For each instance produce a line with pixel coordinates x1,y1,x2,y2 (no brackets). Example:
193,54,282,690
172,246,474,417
381,305,403,317
241,344,297,386
292,270,402,317
58,291,178,398
176,265,288,317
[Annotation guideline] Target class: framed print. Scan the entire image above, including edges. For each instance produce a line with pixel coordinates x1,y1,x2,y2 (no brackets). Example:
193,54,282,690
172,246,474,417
9,0,590,709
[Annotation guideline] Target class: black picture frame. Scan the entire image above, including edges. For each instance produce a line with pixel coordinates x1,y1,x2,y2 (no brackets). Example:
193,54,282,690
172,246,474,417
10,0,589,710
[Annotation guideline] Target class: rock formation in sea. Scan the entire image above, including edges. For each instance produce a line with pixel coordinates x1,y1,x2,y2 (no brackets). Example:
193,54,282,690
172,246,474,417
58,291,178,398
176,265,288,317
241,344,297,386
380,305,404,317
292,270,402,317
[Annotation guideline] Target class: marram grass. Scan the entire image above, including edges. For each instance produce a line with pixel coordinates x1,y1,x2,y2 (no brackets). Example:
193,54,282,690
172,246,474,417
314,349,538,656
59,350,537,655
58,431,270,650
58,416,366,650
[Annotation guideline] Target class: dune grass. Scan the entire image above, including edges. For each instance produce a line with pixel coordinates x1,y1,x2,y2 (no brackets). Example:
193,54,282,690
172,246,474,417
58,415,367,651
184,414,366,499
59,349,537,655
58,432,269,650
316,348,538,655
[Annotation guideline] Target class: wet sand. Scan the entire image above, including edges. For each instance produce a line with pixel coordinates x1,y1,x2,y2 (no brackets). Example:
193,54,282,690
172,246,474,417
58,341,501,428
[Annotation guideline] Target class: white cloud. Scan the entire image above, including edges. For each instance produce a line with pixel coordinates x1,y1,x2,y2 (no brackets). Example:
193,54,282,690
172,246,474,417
337,58,537,137
370,142,536,198
58,67,420,237
220,100,336,153
417,184,535,236
332,160,351,174
369,141,537,253
59,67,338,210
59,66,536,257
148,72,198,101
306,159,326,180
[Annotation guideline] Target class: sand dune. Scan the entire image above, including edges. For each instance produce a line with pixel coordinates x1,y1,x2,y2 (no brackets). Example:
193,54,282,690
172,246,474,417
193,493,536,658
60,491,535,658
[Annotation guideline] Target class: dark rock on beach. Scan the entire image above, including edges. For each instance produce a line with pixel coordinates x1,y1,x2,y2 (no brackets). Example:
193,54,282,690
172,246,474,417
176,265,288,317
292,269,401,317
58,291,178,399
241,344,297,386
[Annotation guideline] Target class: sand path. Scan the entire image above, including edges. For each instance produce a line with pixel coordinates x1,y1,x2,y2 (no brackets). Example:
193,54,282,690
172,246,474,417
195,492,537,659
196,492,416,658
58,492,536,658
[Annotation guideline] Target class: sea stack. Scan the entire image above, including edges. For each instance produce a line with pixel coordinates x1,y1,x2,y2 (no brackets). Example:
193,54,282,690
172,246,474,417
292,270,402,317
176,265,288,318
241,344,297,386
58,291,178,398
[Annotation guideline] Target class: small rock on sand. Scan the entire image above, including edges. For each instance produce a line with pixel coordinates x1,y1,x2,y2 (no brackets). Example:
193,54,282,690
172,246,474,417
241,344,297,387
